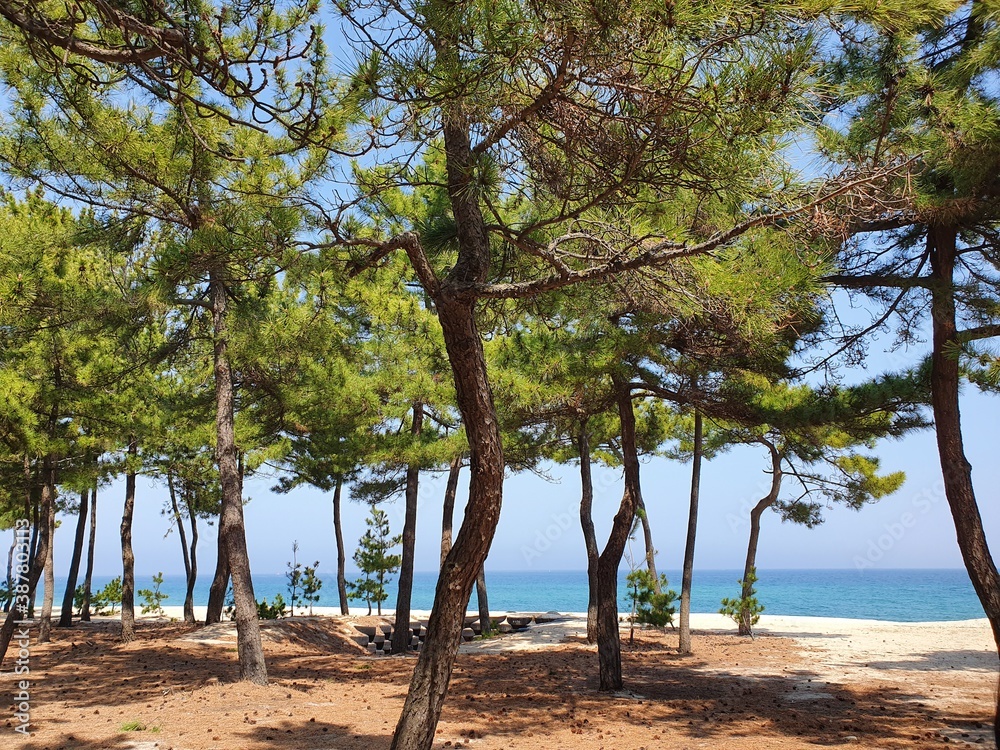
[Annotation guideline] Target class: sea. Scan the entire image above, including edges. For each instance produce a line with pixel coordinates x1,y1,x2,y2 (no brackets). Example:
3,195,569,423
45,568,986,622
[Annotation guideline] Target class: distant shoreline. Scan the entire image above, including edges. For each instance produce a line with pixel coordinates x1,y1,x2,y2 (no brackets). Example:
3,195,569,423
49,568,987,622
116,607,991,630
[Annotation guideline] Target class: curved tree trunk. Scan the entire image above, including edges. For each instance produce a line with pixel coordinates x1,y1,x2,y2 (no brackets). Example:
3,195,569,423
210,272,267,684
577,425,600,643
3,532,14,613
928,225,1000,743
81,484,97,622
678,409,703,655
440,455,461,567
38,457,57,643
475,566,491,632
739,442,783,636
333,476,349,615
120,438,138,644
596,378,643,692
390,230,505,750
58,487,89,627
186,506,199,625
637,497,660,594
205,526,230,625
0,469,51,666
168,474,195,624
393,402,424,655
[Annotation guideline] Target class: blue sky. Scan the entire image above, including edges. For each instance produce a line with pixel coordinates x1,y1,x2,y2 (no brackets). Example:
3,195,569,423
42,371,998,581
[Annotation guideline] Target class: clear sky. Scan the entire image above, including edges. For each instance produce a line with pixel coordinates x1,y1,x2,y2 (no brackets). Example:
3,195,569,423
42,355,999,582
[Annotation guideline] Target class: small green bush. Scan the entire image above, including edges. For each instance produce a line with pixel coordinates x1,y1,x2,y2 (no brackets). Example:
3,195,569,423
625,569,678,628
720,568,765,635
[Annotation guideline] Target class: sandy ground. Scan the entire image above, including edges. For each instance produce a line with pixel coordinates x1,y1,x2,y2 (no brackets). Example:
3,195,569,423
1,609,996,749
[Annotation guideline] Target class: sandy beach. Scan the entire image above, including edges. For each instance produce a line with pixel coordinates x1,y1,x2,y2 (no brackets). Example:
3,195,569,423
2,609,995,748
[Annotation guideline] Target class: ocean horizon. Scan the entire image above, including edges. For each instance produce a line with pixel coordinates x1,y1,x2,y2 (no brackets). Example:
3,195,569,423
41,568,985,622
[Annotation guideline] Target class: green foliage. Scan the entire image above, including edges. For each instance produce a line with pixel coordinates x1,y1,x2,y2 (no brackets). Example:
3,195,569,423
285,541,323,616
257,595,287,620
625,570,678,629
92,577,123,616
224,585,286,620
720,569,765,635
121,721,159,733
138,572,169,617
348,505,402,616
286,541,303,615
301,563,323,616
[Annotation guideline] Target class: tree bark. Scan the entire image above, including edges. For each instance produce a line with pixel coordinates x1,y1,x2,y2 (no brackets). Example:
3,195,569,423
3,531,13,613
678,409,703,655
333,475,349,615
440,455,461,567
120,438,138,644
576,425,600,644
475,566,491,632
211,273,267,683
739,442,782,636
169,473,198,624
58,487,89,627
0,470,51,666
595,379,642,692
928,225,1000,743
205,524,230,625
637,496,660,594
391,244,504,749
393,402,424,655
81,484,97,622
37,457,57,643
26,479,39,617
186,504,199,625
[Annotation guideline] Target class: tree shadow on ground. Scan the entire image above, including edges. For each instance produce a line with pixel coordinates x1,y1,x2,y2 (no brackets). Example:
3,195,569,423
864,649,998,672
13,621,995,748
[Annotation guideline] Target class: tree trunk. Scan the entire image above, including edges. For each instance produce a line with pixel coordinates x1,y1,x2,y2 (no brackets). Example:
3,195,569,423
211,272,267,684
27,484,39,616
169,473,197,624
205,525,230,625
3,531,13,613
393,402,424,655
475,566,491,632
440,455,461,567
0,472,51,667
186,507,199,624
739,443,782,636
389,289,505,749
577,425,600,644
333,476,349,615
120,438,138,644
595,379,642,692
58,488,90,627
37,457,57,643
637,496,660,594
678,409,703,655
81,484,97,622
928,225,1000,743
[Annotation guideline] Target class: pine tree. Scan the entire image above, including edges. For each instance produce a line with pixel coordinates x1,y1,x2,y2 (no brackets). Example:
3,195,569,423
349,506,402,617
814,6,1000,735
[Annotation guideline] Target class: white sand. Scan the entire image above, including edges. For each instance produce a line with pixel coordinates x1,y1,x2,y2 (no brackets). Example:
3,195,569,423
149,606,997,677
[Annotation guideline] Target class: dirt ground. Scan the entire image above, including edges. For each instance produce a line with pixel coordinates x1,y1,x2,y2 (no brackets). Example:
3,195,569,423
2,615,995,749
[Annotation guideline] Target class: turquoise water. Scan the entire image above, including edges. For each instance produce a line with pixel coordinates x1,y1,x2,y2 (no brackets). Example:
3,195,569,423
49,568,985,622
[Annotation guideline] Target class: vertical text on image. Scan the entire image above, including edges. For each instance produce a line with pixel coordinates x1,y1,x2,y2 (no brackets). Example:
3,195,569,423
11,518,32,736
